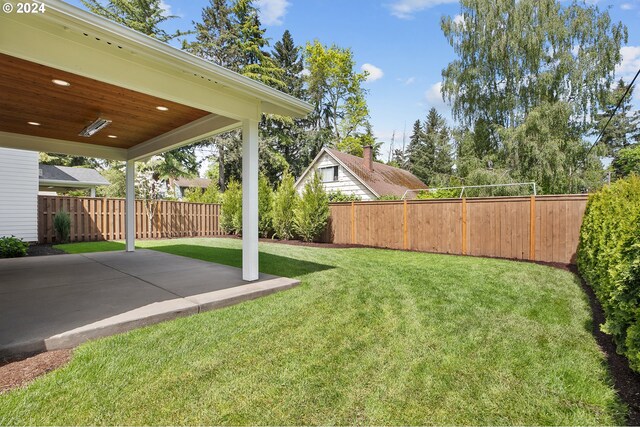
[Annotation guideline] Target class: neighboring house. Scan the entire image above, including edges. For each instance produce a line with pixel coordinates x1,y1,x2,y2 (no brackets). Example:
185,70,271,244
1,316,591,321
0,148,38,242
295,146,427,200
39,164,109,197
170,177,212,200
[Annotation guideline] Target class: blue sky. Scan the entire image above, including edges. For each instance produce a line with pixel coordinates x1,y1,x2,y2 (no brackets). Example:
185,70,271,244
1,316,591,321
66,0,640,161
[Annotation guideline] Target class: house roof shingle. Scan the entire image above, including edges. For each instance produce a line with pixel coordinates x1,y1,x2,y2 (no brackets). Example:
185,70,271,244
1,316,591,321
39,164,109,185
326,148,427,198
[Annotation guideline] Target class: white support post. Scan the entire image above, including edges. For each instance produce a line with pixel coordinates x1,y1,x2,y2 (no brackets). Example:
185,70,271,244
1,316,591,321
242,119,259,281
125,159,136,252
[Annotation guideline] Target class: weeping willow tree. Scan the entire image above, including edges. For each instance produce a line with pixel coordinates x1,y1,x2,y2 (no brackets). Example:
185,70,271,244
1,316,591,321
440,0,627,130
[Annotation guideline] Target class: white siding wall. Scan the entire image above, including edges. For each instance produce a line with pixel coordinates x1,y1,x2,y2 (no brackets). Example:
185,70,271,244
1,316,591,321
296,152,376,200
0,148,38,241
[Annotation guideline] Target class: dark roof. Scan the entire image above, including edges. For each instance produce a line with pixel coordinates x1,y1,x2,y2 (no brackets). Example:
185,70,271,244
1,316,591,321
172,177,212,189
326,148,427,197
39,165,109,185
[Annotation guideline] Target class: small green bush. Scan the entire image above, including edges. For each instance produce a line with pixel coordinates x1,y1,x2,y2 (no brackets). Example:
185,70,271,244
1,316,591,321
416,188,460,199
272,171,298,240
220,180,242,235
0,236,28,258
183,182,220,204
53,211,71,243
328,190,361,202
295,173,329,242
258,174,274,238
577,175,640,371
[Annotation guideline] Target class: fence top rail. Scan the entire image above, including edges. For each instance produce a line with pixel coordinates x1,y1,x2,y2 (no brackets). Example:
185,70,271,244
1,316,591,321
38,195,221,207
329,193,589,207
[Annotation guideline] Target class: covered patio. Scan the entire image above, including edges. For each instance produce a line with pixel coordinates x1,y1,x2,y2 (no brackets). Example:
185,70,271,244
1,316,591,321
0,250,298,358
0,1,310,357
0,0,311,281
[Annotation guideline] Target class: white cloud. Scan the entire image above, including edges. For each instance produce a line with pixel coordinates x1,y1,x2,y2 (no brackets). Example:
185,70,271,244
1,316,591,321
621,2,635,10
616,46,640,81
390,0,458,19
255,0,290,26
453,14,464,25
361,63,384,82
425,82,449,110
397,76,416,85
158,0,173,17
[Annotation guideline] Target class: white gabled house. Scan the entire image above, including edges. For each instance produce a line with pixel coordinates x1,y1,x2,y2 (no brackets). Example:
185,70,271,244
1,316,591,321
295,146,427,200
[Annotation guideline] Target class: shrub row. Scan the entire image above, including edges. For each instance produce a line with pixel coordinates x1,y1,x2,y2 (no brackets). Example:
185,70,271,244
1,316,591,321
577,175,640,371
220,172,329,242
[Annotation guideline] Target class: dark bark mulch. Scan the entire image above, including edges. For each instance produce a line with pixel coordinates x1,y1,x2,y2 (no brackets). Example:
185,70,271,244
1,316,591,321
0,350,72,394
27,244,65,257
567,265,640,425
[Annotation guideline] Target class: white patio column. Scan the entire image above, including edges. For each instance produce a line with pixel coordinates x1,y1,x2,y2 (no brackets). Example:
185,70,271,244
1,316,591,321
242,119,259,281
125,159,136,252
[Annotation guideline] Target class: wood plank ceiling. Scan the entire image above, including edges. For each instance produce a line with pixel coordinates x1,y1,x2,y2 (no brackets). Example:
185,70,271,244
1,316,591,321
0,53,211,149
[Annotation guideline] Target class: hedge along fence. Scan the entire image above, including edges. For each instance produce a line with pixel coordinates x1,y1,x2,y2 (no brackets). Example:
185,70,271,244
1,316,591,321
38,196,223,243
577,175,640,372
322,194,589,264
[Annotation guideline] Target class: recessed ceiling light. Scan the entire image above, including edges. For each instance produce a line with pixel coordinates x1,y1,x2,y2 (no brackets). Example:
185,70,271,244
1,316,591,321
107,135,118,139
27,121,41,126
156,106,169,111
52,79,71,87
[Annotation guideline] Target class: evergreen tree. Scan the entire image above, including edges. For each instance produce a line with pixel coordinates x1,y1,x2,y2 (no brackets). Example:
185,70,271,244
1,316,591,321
294,172,329,242
271,171,298,240
272,30,304,98
405,110,454,184
80,0,184,41
258,173,274,237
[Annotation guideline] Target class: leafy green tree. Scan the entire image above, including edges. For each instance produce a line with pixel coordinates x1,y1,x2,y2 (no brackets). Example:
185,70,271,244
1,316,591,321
294,173,329,242
595,79,640,156
258,174,274,237
183,182,220,204
80,0,184,41
441,0,627,129
612,145,640,179
96,166,126,198
271,171,298,240
304,41,370,145
220,179,242,234
499,102,604,194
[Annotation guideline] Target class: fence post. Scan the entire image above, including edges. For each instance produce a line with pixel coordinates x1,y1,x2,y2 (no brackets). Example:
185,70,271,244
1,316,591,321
350,201,356,244
403,199,408,250
529,195,536,261
462,198,467,255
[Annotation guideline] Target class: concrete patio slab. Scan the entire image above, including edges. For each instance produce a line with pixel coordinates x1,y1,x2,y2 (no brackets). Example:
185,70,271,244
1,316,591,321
0,250,299,358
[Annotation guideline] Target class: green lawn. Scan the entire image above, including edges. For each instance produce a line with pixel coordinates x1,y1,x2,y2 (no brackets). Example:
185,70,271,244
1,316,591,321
0,238,624,425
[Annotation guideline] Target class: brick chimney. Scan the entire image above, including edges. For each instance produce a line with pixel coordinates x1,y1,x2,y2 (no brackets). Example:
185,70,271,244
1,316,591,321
363,145,373,171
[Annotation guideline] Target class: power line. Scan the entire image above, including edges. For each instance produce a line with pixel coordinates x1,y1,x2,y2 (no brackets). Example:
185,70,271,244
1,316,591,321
586,67,640,157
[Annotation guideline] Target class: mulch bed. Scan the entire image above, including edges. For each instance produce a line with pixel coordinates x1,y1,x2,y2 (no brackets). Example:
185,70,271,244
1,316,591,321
27,244,65,257
0,350,72,394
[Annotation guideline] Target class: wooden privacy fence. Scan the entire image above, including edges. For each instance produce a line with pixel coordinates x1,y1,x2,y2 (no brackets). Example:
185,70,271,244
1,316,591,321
38,196,223,243
322,194,588,264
